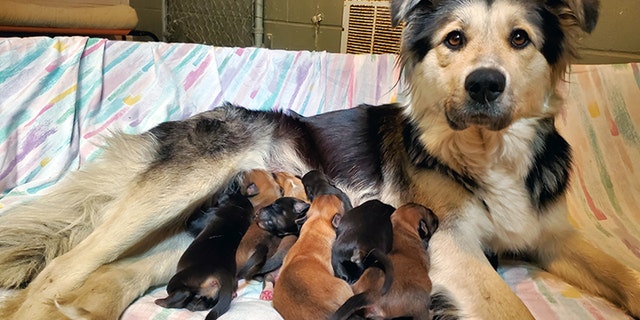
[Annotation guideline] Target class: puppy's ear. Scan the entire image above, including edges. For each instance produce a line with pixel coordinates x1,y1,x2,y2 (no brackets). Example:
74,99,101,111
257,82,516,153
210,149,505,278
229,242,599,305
294,215,308,226
418,208,439,241
293,201,310,216
390,0,436,26
245,183,259,197
332,213,342,229
546,0,600,33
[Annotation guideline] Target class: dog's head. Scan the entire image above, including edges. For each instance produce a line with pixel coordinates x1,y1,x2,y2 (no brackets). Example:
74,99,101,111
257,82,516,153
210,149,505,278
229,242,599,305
256,197,310,236
392,203,439,244
240,169,283,212
392,0,599,131
302,170,353,212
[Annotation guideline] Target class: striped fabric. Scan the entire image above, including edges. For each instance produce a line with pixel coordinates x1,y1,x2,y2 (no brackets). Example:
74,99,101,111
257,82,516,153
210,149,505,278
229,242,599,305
0,37,637,320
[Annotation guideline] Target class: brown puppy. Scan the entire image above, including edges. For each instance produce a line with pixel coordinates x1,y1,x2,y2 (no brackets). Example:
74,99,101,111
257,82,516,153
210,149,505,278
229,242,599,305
155,186,253,319
331,203,439,320
274,171,308,201
331,199,395,292
273,170,353,320
234,170,284,278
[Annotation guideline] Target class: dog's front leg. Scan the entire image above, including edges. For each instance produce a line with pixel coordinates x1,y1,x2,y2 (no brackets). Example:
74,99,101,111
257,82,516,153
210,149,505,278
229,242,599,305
536,227,640,318
429,228,534,319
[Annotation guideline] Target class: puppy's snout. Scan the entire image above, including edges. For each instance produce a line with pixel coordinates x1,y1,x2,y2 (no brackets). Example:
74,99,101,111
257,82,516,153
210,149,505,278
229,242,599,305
465,68,506,103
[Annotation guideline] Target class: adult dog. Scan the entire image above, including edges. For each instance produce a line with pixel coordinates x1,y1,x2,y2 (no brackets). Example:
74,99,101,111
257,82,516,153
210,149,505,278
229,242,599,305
1,0,639,319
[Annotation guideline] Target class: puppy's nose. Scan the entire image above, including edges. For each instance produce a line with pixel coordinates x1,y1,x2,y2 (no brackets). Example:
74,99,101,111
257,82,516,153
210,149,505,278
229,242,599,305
465,68,506,103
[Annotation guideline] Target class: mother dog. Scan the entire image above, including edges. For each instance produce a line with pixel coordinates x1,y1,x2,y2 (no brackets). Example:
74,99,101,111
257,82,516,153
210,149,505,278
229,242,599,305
1,0,639,319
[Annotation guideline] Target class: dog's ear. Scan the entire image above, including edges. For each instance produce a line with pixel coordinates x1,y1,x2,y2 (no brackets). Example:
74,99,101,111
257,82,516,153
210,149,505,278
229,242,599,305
546,0,600,33
332,213,343,229
418,207,439,241
293,201,310,216
294,215,308,226
245,183,259,197
390,0,436,27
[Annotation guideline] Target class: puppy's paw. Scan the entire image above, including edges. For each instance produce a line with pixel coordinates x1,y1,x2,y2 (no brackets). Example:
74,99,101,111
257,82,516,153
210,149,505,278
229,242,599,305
260,279,274,301
259,289,273,301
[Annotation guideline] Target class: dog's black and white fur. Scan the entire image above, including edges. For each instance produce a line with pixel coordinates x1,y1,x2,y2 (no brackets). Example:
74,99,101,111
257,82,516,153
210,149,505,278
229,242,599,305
1,0,639,319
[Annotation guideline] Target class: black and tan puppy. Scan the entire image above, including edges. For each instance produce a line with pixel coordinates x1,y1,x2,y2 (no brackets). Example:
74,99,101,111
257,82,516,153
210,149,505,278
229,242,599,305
155,186,253,319
331,203,439,320
301,170,352,207
239,197,309,278
256,197,310,237
332,199,395,293
273,170,354,319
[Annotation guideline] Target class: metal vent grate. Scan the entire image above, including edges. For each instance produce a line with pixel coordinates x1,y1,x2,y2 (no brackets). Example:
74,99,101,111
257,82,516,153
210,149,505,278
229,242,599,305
341,0,403,54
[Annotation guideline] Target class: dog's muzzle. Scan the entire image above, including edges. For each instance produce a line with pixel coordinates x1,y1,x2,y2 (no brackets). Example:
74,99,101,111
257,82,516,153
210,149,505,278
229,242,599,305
446,68,512,131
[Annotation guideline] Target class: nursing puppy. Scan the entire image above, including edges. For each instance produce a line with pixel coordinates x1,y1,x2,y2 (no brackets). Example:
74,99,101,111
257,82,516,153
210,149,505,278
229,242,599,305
272,171,354,319
331,203,439,320
3,1,640,319
155,186,253,318
331,199,395,293
233,170,284,279
274,171,309,201
240,197,310,278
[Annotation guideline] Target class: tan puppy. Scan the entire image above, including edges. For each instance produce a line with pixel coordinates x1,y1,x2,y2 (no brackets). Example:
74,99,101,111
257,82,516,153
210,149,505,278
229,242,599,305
273,170,353,319
331,203,439,320
235,170,284,275
274,172,308,202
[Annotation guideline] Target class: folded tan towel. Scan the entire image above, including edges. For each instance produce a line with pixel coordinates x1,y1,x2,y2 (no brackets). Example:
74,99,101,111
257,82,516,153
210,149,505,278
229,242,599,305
0,1,137,30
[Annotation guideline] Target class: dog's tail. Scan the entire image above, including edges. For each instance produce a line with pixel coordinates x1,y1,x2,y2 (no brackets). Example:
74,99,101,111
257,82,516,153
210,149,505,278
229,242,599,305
0,132,158,288
254,235,297,275
205,276,236,320
330,291,374,320
363,248,394,295
237,244,269,280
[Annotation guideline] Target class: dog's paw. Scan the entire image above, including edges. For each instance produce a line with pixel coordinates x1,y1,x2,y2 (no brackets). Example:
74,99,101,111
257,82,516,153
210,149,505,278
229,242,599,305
260,280,275,301
54,264,140,319
259,289,274,301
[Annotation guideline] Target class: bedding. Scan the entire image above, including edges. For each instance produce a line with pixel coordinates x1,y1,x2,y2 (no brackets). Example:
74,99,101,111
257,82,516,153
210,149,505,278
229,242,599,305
0,36,638,319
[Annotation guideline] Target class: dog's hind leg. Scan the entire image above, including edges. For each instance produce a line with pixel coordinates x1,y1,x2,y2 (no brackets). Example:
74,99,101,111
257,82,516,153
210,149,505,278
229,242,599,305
536,226,640,318
9,154,260,319
55,231,193,319
0,132,157,288
0,231,193,319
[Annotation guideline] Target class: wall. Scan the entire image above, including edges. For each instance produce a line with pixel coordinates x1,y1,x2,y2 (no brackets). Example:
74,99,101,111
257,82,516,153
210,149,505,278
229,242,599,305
578,1,640,63
129,0,163,40
263,0,343,52
127,0,639,64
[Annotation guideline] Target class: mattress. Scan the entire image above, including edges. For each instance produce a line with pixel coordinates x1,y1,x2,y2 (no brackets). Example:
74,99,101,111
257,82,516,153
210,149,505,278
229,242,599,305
0,37,638,319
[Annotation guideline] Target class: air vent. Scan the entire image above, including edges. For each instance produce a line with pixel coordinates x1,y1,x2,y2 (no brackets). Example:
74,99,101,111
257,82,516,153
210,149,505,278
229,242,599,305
341,0,403,54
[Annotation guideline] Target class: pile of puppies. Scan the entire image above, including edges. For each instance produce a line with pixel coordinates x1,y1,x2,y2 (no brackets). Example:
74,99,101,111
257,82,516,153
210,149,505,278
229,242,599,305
155,169,439,320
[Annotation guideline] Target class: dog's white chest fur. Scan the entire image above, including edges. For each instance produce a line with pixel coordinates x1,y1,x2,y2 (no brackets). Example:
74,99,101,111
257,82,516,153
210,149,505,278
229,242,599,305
434,119,545,251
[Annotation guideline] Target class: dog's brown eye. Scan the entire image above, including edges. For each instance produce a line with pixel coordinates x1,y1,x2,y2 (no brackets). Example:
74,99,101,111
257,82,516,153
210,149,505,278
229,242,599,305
510,29,530,48
444,31,465,50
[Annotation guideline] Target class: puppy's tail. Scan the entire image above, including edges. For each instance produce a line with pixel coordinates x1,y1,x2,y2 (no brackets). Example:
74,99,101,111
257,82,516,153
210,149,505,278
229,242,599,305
363,248,394,295
205,277,236,320
0,132,158,288
237,244,268,280
255,235,297,275
330,291,373,320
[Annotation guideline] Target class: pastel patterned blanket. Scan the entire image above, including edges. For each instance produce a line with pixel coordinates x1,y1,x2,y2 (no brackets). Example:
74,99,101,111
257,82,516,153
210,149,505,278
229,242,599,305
0,37,638,319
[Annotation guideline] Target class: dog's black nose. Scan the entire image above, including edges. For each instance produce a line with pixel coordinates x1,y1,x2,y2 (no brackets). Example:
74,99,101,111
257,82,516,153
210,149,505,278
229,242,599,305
465,68,506,103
